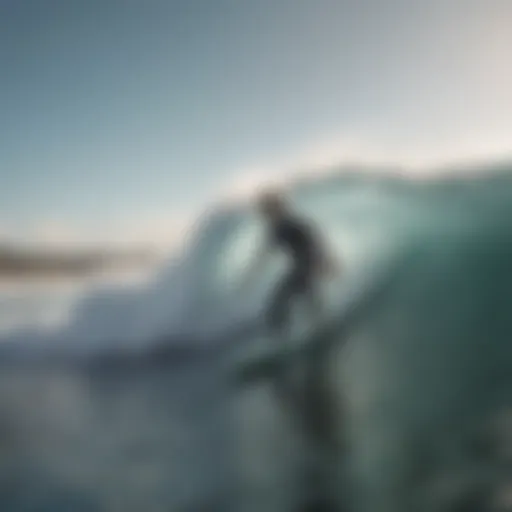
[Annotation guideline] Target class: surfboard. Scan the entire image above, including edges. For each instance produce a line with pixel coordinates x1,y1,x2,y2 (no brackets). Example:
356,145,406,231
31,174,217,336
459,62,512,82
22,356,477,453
232,320,339,386
233,344,297,384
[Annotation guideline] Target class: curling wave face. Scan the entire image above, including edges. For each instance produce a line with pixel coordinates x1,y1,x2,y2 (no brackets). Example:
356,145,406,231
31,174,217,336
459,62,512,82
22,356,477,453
1,163,512,512
0,163,480,355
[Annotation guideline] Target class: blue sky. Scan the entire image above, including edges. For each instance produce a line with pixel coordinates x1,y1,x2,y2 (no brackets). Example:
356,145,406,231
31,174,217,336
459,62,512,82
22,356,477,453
2,0,511,248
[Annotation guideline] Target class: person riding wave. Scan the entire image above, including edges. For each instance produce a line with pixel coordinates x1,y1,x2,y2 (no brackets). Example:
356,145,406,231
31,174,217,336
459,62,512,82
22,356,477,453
242,189,340,338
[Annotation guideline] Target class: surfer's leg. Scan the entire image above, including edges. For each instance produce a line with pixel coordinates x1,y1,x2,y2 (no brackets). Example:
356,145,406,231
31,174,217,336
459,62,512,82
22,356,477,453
299,268,324,327
306,285,324,325
266,273,295,337
265,273,302,409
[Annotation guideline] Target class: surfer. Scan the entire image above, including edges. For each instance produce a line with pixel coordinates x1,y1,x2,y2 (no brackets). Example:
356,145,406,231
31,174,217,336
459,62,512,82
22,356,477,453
238,190,345,510
242,189,340,338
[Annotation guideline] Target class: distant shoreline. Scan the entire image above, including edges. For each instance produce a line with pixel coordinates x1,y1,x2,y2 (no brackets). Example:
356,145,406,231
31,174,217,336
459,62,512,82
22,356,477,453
0,244,158,280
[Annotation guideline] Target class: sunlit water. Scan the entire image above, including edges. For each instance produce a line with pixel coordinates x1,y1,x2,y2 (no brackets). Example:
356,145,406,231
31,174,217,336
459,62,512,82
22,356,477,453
2,166,512,511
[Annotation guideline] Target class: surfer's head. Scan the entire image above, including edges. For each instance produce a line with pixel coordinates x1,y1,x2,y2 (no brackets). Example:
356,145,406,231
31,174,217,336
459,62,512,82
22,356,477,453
257,189,287,220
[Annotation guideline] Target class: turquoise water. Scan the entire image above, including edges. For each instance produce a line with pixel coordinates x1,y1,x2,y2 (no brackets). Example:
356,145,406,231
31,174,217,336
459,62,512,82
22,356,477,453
1,165,512,511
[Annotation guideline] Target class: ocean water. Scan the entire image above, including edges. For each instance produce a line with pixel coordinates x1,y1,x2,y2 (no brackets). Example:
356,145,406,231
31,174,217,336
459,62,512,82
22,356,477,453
0,358,230,511
1,164,512,511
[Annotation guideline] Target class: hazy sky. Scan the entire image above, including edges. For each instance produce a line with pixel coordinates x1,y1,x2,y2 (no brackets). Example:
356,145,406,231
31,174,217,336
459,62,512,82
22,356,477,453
2,0,512,248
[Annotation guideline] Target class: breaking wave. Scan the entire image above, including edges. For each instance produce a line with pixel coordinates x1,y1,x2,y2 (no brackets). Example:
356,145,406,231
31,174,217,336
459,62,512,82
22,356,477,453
1,162,512,511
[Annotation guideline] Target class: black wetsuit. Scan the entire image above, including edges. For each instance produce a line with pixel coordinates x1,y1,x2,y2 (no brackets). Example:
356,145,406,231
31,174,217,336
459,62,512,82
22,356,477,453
266,215,322,332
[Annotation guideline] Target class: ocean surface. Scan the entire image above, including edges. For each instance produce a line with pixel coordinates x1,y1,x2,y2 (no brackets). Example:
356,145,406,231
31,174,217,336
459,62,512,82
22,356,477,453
1,163,512,511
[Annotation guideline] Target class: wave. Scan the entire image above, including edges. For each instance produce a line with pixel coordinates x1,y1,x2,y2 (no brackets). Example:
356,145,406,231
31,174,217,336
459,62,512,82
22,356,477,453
2,162,512,511
1,162,512,360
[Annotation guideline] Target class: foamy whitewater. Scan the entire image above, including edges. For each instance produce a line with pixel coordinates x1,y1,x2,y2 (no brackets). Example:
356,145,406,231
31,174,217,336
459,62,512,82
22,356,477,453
1,163,512,512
